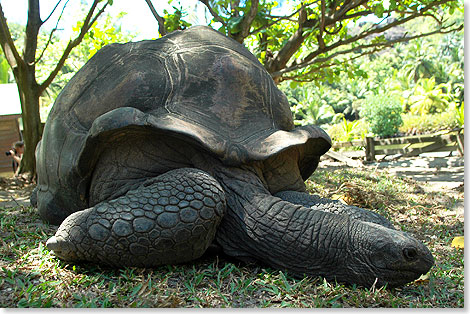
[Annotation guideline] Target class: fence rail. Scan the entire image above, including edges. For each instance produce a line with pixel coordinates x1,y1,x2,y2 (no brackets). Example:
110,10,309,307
331,129,464,162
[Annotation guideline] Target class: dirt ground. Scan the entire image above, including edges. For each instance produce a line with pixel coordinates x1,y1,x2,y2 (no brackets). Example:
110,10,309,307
0,176,34,209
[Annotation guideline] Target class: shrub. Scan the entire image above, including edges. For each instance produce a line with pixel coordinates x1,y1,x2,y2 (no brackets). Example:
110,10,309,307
400,110,461,134
326,118,369,142
360,94,403,137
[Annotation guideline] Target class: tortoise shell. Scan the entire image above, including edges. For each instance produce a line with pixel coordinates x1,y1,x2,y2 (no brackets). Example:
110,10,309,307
35,26,331,223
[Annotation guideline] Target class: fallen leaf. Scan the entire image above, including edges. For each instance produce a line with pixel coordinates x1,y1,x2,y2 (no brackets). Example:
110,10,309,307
331,194,348,205
415,271,430,282
451,236,464,249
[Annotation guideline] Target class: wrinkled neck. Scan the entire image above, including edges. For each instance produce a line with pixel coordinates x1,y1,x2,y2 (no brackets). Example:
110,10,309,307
203,163,343,275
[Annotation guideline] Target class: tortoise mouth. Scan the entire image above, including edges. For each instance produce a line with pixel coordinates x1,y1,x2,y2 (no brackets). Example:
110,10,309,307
374,269,429,288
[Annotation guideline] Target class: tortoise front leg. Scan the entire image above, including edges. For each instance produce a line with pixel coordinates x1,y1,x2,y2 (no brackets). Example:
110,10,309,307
274,190,394,229
46,168,226,267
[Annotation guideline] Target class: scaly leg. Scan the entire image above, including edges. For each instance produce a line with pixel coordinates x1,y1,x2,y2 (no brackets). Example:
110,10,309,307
46,168,226,267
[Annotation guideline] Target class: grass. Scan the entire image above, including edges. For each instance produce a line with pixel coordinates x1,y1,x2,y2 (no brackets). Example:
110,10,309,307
0,169,464,308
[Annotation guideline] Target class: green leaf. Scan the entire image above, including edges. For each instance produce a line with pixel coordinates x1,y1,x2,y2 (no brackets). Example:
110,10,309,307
0,57,10,83
374,4,385,18
227,16,244,33
289,81,299,89
218,25,227,34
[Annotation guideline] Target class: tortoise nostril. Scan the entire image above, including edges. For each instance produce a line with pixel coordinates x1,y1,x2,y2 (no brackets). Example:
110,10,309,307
403,247,418,261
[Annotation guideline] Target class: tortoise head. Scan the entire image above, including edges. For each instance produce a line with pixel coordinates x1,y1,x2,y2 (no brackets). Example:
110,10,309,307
342,221,434,287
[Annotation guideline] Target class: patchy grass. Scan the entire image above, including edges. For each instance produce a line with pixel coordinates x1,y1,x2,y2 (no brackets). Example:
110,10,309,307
0,169,464,308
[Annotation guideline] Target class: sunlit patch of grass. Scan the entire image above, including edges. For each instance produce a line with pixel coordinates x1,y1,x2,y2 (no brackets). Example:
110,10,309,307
0,171,464,308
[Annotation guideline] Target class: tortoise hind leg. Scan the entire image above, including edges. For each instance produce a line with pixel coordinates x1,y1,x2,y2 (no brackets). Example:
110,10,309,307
46,168,226,267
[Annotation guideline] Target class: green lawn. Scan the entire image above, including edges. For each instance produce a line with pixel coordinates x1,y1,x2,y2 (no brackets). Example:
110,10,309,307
0,169,464,307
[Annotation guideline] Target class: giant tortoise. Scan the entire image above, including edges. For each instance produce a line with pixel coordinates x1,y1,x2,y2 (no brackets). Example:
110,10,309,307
34,26,433,288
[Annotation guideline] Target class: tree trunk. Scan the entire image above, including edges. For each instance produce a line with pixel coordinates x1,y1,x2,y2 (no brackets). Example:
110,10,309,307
13,65,42,178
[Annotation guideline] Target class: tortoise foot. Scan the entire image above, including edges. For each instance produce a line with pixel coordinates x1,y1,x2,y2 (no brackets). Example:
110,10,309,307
275,190,394,229
46,168,226,267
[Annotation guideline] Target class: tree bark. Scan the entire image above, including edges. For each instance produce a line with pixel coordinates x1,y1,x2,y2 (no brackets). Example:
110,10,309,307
16,78,43,177
144,0,166,37
232,0,259,43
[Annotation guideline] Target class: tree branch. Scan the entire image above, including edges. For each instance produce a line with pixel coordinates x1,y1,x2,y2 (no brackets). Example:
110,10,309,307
41,0,63,25
342,9,373,21
35,0,71,65
268,0,454,81
233,0,259,42
0,3,22,69
265,6,309,77
281,45,385,82
273,23,463,78
199,0,227,27
144,0,166,37
24,0,42,67
303,0,365,29
298,0,455,72
249,5,310,36
317,0,326,49
334,0,368,21
38,0,108,94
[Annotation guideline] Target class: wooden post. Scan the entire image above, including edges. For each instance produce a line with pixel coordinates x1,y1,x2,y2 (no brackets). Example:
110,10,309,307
365,136,375,161
456,130,464,156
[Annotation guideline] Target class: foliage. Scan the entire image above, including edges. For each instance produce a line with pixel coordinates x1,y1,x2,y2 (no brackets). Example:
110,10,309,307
75,12,133,59
340,118,360,142
408,77,452,115
0,168,464,307
299,13,463,139
0,55,10,83
360,94,403,137
163,5,192,33
283,84,336,126
455,102,464,128
284,8,464,129
326,119,369,143
400,111,461,135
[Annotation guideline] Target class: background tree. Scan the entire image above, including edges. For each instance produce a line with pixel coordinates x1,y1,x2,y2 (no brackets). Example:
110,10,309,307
0,0,112,178
148,0,462,84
